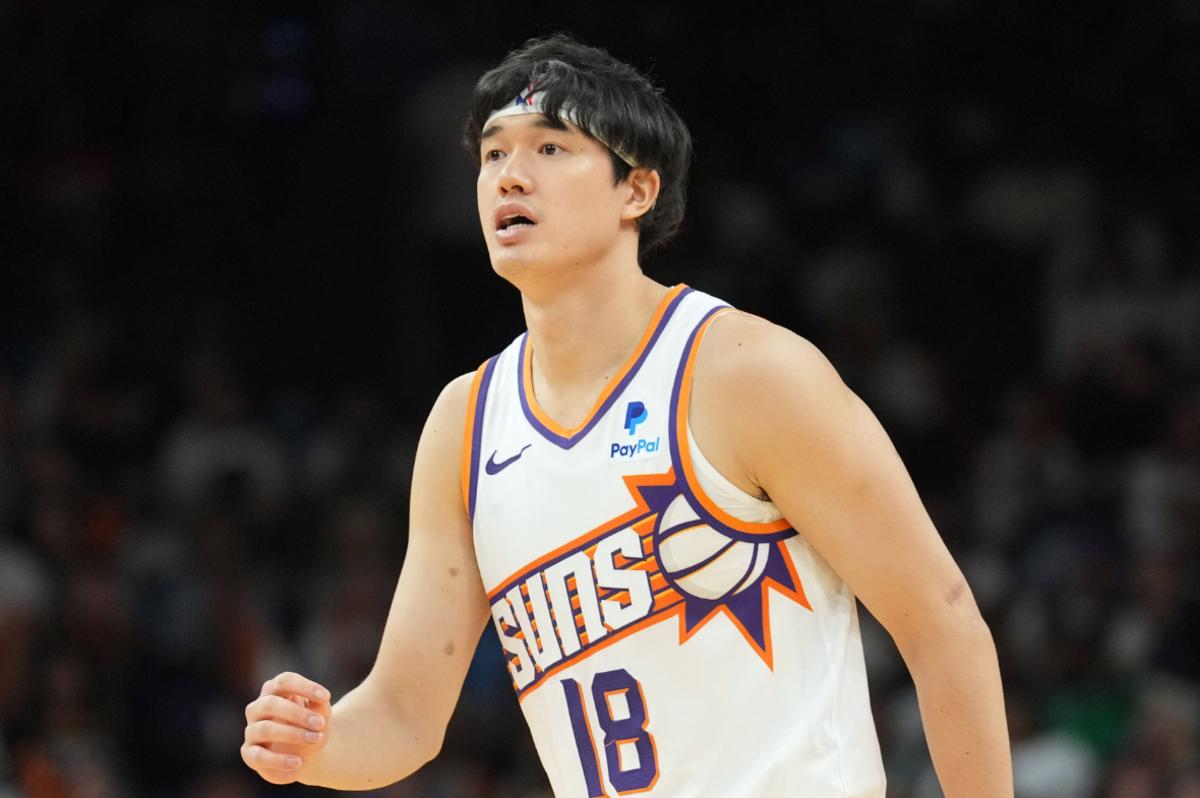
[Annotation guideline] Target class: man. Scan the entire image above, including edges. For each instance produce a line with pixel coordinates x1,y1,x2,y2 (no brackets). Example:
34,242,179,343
241,33,1013,796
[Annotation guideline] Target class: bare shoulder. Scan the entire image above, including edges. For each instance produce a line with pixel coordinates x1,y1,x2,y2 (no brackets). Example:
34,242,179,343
427,371,478,427
691,311,851,495
419,371,478,446
693,310,848,416
411,370,480,497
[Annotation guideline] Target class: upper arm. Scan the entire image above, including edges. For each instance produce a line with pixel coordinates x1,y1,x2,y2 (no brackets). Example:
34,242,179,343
692,315,978,655
367,371,491,731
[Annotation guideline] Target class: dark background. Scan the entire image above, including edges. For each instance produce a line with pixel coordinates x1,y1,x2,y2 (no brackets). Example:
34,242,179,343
2,2,1198,797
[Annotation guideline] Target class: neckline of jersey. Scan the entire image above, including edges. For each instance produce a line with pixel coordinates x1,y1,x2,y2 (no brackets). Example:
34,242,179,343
518,283,692,450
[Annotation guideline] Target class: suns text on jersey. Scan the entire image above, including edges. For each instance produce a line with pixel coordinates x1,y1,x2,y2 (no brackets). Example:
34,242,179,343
489,520,667,696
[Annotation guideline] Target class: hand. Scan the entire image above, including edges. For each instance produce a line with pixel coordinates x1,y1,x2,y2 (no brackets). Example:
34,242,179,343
241,672,332,784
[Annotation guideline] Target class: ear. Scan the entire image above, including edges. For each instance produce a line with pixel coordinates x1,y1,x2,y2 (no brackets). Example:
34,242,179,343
621,168,661,221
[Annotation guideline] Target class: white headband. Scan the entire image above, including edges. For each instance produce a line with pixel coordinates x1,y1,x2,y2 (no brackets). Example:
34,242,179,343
483,83,639,168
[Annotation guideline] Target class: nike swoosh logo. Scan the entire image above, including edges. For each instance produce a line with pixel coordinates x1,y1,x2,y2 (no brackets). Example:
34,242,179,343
485,444,532,475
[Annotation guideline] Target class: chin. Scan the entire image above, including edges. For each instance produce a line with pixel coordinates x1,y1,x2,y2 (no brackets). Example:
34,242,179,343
488,249,538,284
488,249,576,295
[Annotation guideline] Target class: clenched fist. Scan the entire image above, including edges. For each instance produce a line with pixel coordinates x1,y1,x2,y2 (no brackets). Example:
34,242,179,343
241,672,332,784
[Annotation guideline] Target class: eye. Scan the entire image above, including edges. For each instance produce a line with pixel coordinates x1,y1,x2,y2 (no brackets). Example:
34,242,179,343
540,143,561,155
483,149,504,163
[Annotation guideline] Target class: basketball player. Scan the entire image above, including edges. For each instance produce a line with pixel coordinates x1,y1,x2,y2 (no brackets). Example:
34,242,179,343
241,34,1013,796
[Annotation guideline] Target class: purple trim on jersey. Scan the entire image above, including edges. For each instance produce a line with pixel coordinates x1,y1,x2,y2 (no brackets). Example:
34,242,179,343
656,519,708,542
517,286,694,450
591,669,657,792
468,356,499,524
667,306,797,544
723,540,764,599
662,537,736,580
562,679,608,797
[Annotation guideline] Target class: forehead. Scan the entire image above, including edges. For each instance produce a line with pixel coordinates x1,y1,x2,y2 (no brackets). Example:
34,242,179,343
479,113,582,143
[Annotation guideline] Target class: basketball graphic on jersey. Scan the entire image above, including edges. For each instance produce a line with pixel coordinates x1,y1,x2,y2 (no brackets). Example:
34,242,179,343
654,492,772,600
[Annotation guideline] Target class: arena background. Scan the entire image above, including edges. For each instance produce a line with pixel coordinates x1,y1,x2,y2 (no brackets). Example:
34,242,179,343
2,2,1198,796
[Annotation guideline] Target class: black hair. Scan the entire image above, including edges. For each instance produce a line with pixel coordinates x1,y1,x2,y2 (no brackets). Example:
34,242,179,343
463,33,692,259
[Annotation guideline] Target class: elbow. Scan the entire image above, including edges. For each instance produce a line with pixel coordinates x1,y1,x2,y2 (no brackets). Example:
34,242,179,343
363,674,450,772
396,706,449,770
417,725,446,767
892,580,997,665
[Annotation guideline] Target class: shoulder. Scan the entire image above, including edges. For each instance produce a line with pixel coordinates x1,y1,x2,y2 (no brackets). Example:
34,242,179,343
425,371,479,434
693,310,848,413
689,310,854,493
440,370,481,408
416,368,485,472
409,370,482,517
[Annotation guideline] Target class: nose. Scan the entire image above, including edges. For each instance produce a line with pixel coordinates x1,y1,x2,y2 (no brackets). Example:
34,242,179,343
497,149,532,195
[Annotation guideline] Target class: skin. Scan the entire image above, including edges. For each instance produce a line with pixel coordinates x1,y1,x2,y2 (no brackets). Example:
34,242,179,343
242,112,1013,795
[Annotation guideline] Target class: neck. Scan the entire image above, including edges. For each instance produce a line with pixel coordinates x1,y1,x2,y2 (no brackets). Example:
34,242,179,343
521,264,670,416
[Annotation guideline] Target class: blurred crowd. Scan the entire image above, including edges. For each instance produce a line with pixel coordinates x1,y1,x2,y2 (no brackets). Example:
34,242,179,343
2,2,1198,797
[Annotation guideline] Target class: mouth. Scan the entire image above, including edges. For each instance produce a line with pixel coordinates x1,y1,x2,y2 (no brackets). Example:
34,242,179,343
493,205,539,244
496,214,536,232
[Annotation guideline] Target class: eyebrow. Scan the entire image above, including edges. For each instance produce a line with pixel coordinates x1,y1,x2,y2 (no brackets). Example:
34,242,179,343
480,115,571,143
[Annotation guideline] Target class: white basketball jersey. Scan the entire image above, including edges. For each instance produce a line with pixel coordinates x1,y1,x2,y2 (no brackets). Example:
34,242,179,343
462,285,885,797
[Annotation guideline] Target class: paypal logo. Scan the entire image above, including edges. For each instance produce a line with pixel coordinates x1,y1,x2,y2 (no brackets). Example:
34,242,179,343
611,436,661,460
624,401,648,436
614,402,657,460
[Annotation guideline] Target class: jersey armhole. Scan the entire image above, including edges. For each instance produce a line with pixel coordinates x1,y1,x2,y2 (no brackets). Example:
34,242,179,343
668,307,794,539
460,356,499,523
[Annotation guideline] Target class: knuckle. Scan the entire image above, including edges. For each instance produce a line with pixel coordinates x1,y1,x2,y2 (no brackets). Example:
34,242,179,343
244,744,261,764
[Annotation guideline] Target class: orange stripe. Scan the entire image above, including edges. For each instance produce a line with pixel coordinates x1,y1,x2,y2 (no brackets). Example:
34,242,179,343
490,471,675,606
522,284,688,437
518,597,687,701
632,518,656,535
459,361,489,516
486,470,678,601
674,542,810,670
594,570,669,605
652,591,681,612
675,309,792,535
487,503,652,601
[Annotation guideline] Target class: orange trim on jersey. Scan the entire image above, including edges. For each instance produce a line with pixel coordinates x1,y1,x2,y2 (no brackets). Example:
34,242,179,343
512,541,811,698
521,284,689,437
460,360,490,516
516,597,686,702
673,541,810,669
603,688,627,726
486,470,677,601
495,466,812,698
674,309,793,536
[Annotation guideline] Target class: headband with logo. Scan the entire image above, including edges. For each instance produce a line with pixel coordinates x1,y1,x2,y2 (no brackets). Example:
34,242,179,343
483,83,639,168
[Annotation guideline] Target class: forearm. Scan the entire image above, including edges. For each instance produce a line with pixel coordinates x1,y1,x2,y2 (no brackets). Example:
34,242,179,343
298,678,441,791
901,613,1013,798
